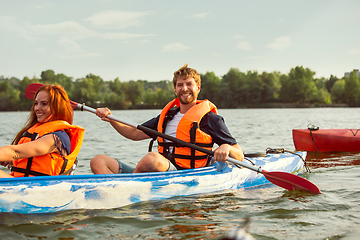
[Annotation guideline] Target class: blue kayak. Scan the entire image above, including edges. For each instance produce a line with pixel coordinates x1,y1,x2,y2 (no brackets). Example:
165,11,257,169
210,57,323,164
0,151,306,214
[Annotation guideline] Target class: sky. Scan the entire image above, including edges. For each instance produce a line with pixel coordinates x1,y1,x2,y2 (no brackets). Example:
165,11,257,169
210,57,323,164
1,0,359,82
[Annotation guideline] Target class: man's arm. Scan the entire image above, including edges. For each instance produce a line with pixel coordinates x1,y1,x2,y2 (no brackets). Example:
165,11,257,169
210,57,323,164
201,112,244,162
95,107,150,141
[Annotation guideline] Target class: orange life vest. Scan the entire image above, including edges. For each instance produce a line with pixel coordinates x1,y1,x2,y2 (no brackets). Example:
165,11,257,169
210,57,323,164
157,98,218,169
11,120,85,177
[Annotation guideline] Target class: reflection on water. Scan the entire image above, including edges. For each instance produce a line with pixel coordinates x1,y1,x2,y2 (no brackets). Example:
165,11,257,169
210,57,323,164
306,151,360,168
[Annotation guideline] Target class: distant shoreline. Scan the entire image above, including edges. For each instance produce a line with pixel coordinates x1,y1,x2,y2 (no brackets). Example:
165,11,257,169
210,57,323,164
230,103,350,109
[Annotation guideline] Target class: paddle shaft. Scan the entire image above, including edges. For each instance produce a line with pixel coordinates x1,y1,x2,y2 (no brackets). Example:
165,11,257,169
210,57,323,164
78,103,263,173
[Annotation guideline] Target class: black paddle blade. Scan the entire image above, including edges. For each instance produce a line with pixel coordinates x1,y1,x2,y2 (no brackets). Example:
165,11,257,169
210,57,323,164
262,170,321,194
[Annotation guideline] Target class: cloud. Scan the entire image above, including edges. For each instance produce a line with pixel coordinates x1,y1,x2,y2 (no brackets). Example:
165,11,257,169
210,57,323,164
191,13,209,18
56,51,102,59
25,20,95,39
35,47,47,53
84,10,151,29
101,32,156,39
58,37,82,53
26,20,155,40
236,41,251,51
266,36,292,50
0,17,92,40
0,16,43,40
1,16,156,42
162,43,190,52
0,14,156,58
234,34,244,39
244,56,265,59
348,48,360,55
54,37,98,57
56,36,101,58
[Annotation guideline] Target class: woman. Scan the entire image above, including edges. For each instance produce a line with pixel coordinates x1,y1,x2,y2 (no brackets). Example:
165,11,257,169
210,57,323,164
0,84,85,178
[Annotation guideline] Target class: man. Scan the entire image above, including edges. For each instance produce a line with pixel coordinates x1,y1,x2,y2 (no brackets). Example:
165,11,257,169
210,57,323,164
90,64,244,174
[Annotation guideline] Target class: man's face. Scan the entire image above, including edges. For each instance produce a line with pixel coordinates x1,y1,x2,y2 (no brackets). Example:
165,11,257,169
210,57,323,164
174,76,200,104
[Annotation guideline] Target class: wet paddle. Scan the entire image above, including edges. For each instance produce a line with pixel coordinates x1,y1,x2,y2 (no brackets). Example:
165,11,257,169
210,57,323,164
25,83,321,194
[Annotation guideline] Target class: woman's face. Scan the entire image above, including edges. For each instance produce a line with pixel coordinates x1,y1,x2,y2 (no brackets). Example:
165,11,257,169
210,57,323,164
34,90,53,123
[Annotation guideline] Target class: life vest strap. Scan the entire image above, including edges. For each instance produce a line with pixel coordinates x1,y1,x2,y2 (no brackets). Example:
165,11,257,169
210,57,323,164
148,137,157,152
11,159,78,177
173,153,208,160
196,142,213,148
59,157,68,174
10,166,50,177
21,131,40,176
190,122,198,168
24,157,34,177
158,141,213,148
60,159,78,175
22,131,39,140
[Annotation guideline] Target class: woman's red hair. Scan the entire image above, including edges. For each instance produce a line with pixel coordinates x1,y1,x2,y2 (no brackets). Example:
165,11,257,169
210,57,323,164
12,84,73,144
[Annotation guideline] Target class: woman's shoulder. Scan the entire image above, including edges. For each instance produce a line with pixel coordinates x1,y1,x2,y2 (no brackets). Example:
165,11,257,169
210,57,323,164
52,130,71,155
52,130,70,140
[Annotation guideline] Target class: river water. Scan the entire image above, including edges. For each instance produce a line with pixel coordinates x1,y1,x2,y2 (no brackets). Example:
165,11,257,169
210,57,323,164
0,107,360,239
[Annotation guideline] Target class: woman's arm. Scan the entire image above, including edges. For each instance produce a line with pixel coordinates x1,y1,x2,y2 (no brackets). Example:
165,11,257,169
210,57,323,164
0,134,57,162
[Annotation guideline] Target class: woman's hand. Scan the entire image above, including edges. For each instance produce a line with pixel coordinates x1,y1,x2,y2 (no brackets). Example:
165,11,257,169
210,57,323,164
0,161,11,168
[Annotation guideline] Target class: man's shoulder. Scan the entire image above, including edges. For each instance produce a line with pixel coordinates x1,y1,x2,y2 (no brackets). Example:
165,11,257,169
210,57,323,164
201,111,225,128
203,111,223,121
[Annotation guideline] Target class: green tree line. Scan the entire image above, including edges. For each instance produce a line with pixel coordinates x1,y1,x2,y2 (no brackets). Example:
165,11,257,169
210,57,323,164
1,66,359,111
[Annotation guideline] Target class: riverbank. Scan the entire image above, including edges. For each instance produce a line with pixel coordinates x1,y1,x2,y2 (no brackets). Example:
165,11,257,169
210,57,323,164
235,103,349,108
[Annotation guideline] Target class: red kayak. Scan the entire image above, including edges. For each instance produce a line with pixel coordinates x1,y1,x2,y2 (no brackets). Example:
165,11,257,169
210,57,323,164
292,126,360,152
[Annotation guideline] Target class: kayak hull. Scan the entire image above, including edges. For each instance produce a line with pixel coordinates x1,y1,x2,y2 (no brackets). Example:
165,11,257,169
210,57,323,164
293,129,360,152
0,152,306,214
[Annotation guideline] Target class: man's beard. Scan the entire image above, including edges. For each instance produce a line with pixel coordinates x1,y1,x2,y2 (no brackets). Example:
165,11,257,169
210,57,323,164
177,91,198,104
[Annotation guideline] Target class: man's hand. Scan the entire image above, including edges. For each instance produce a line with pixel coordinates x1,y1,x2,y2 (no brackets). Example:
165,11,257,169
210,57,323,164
213,144,232,162
96,107,112,122
213,143,244,162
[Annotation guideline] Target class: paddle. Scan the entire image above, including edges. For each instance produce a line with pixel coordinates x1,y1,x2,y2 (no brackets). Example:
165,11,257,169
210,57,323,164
25,83,321,194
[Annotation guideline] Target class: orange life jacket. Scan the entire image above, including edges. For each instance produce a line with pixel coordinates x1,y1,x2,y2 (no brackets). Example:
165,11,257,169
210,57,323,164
157,98,218,169
11,120,85,177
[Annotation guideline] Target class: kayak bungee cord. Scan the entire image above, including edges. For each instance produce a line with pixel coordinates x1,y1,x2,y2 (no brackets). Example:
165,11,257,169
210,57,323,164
349,129,360,136
266,148,311,173
307,124,320,152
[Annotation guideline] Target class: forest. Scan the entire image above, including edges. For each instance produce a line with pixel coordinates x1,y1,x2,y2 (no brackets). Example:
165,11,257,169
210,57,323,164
1,66,359,111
